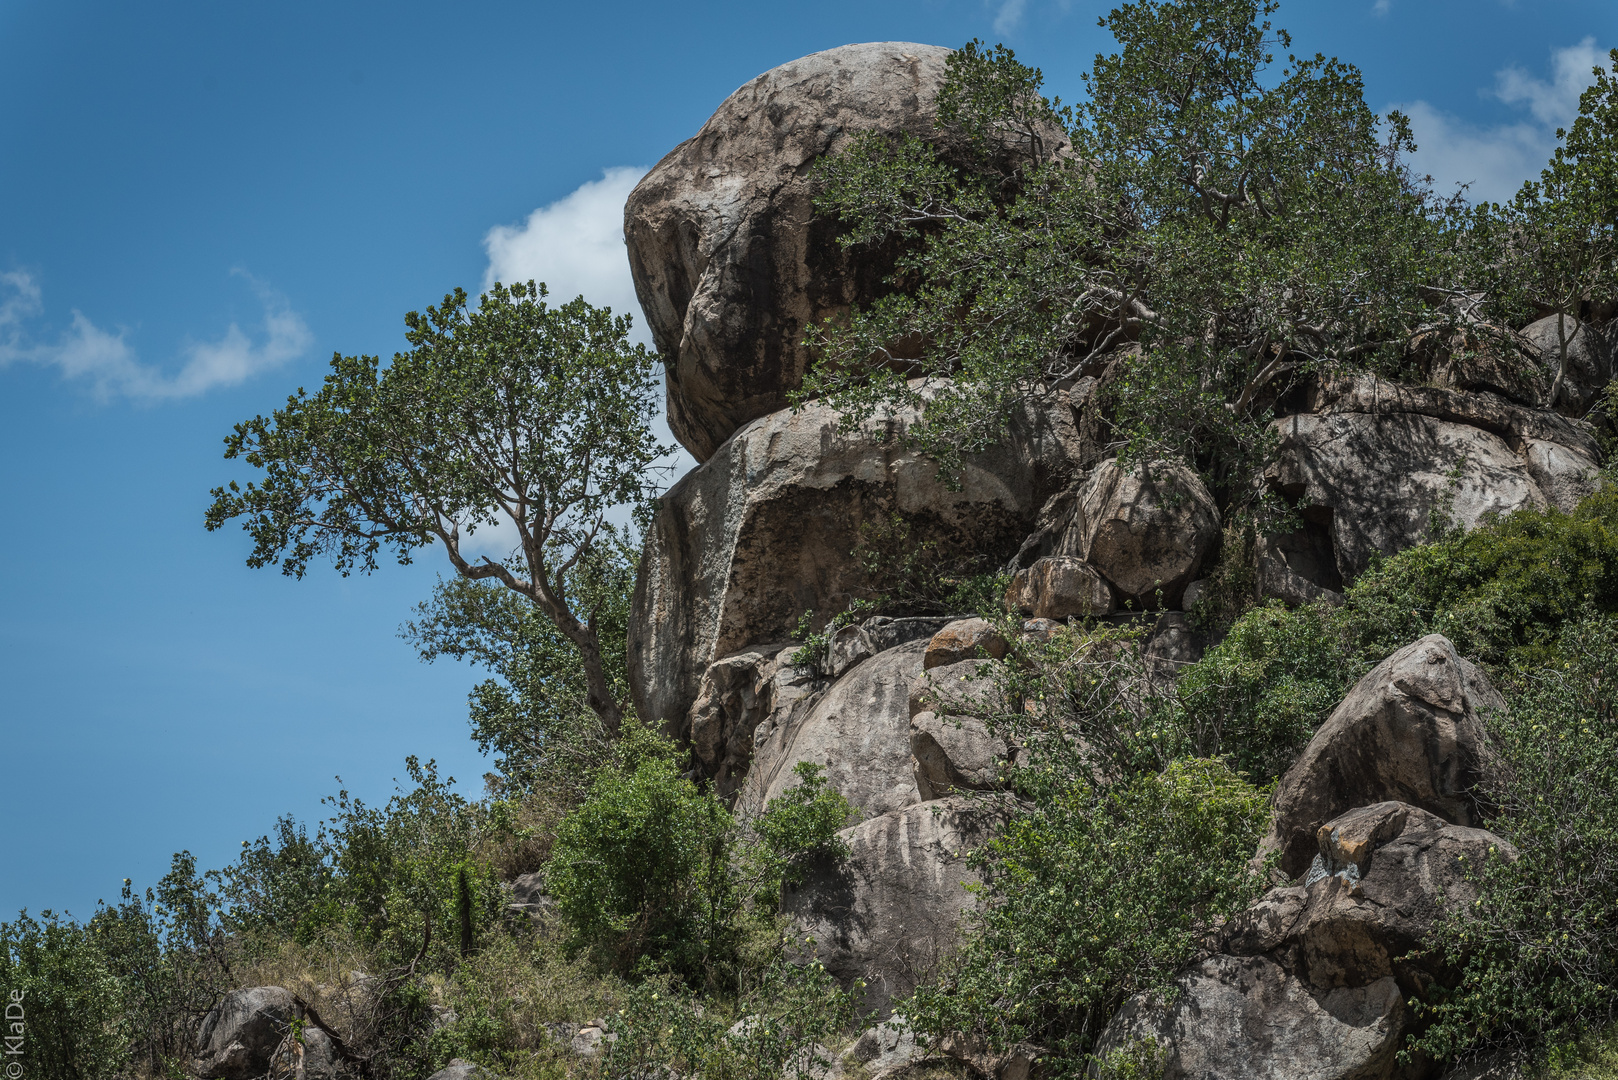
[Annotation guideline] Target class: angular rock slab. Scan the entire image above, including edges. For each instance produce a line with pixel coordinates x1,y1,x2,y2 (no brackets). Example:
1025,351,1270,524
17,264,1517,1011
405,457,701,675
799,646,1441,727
194,986,335,1080
739,641,926,819
1268,635,1502,878
1019,460,1219,608
687,642,817,797
630,393,1075,739
1094,955,1404,1080
626,43,1068,461
1228,802,1515,992
784,796,1007,1017
1270,374,1600,583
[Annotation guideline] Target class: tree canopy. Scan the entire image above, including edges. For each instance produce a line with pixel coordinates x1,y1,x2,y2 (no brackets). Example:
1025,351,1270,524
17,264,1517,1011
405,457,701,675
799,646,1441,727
206,280,668,730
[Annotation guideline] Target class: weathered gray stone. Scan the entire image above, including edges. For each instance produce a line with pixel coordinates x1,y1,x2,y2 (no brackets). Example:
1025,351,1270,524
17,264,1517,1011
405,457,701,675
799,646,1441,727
426,1059,497,1080
846,1014,923,1073
193,987,335,1080
1229,802,1515,991
908,658,1006,721
1094,955,1403,1080
1523,314,1614,416
784,796,1008,1016
1270,373,1600,582
626,43,1068,461
739,641,926,819
1005,555,1115,619
827,615,955,679
924,618,1010,669
910,711,1010,799
1268,635,1503,878
1021,460,1219,608
688,643,817,795
629,392,1079,743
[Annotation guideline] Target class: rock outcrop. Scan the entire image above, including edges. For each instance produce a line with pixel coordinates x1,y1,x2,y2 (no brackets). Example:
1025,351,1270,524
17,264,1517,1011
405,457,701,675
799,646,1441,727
1268,634,1501,878
923,618,1010,669
1269,374,1600,583
910,712,1010,799
1524,315,1614,416
1013,460,1219,609
784,795,1008,1016
686,642,817,797
194,987,335,1080
1005,555,1115,619
739,640,926,818
625,43,1066,461
1098,801,1515,1080
629,391,1080,744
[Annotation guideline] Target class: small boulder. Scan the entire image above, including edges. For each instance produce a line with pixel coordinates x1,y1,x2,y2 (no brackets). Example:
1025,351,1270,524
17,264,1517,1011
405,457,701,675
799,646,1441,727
784,795,1009,1016
426,1060,497,1080
1267,634,1501,878
924,618,1011,669
1005,556,1115,619
1019,460,1219,609
846,1014,923,1073
1094,954,1403,1080
910,711,1010,799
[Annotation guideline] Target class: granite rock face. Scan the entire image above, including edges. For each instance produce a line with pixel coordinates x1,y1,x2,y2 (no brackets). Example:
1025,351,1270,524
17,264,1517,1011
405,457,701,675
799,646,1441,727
1269,374,1600,584
629,392,1079,742
1268,634,1502,878
783,795,1009,1017
193,987,336,1080
625,43,1065,461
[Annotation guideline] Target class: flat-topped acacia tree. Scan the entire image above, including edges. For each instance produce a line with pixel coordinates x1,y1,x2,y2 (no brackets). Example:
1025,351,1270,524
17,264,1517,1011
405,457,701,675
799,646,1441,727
205,280,669,733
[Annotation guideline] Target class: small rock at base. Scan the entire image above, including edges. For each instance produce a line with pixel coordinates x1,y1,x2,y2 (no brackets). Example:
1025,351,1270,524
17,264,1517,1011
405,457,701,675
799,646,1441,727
924,618,1010,669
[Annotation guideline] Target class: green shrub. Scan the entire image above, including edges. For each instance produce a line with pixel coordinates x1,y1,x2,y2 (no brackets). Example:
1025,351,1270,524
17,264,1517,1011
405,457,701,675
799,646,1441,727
1409,614,1618,1066
907,757,1272,1068
743,763,855,907
0,910,128,1080
547,730,735,979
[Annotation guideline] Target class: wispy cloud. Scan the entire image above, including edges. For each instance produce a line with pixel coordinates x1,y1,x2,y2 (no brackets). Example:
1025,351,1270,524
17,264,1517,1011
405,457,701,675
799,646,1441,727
992,0,1027,35
1372,0,1391,16
1396,38,1611,204
482,166,651,345
0,270,312,401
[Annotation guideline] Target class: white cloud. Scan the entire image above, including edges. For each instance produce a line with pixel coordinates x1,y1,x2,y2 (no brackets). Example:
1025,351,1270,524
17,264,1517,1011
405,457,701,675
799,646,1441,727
482,166,651,345
1396,38,1611,204
1372,0,1391,16
0,270,312,401
992,0,1027,35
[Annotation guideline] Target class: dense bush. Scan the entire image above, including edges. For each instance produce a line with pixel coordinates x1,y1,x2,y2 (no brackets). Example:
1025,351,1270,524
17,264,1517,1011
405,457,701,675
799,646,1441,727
1409,613,1618,1066
909,755,1272,1068
0,911,128,1080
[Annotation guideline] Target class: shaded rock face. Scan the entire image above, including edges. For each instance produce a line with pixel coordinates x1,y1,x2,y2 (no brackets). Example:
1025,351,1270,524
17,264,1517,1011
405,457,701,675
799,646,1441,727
1005,555,1115,619
1269,634,1502,878
629,392,1079,741
738,640,926,819
194,987,335,1080
783,795,1008,1017
1269,374,1600,585
624,43,953,461
1524,315,1614,416
1015,460,1219,609
687,642,817,797
1097,954,1404,1080
910,711,1009,799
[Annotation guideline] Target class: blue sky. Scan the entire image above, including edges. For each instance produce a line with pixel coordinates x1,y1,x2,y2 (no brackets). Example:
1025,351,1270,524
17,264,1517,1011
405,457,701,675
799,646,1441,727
0,0,1611,920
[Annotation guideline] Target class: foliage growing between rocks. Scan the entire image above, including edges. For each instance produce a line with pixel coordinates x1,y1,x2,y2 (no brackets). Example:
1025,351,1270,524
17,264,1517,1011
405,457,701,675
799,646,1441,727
1409,613,1618,1067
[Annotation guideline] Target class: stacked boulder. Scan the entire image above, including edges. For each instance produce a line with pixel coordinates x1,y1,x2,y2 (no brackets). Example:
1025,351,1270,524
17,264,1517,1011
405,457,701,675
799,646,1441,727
622,37,1610,1061
1094,637,1514,1079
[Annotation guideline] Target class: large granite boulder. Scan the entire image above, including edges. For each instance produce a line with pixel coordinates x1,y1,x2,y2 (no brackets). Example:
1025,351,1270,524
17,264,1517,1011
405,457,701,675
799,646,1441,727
1269,374,1600,583
194,987,336,1080
910,712,1010,799
1268,635,1502,878
625,43,1065,461
629,392,1081,740
784,796,1008,1016
1015,460,1219,609
1095,954,1404,1080
738,640,926,819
